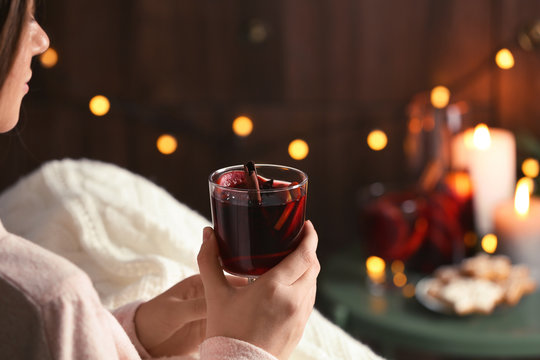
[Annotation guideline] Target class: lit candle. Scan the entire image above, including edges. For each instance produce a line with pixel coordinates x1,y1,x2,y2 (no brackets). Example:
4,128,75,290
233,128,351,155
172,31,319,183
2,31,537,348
494,180,540,282
451,124,516,235
366,256,386,284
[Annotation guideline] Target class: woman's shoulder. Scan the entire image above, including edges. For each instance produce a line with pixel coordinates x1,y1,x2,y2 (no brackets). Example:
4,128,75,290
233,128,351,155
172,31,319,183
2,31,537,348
0,227,94,306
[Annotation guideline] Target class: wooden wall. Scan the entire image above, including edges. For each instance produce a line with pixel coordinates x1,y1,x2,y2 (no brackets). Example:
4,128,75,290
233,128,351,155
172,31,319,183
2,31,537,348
2,0,540,259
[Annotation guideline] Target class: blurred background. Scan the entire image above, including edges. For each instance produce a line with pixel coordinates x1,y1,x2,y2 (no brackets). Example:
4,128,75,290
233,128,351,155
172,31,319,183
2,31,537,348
2,0,540,263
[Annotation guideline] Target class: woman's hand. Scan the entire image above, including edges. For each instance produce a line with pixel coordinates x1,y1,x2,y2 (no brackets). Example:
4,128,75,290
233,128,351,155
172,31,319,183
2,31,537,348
197,220,320,360
134,274,207,357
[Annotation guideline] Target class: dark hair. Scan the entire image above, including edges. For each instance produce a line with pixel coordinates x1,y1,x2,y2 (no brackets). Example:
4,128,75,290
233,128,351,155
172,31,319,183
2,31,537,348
0,0,29,89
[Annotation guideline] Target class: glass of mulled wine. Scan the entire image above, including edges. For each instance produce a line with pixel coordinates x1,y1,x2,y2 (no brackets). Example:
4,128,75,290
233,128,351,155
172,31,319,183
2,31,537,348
209,163,308,279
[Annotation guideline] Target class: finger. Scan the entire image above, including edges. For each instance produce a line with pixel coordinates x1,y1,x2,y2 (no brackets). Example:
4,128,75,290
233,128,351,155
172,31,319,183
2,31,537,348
263,220,318,285
299,282,317,321
225,275,249,287
148,318,206,357
292,252,320,291
197,227,230,295
162,274,205,300
171,297,207,324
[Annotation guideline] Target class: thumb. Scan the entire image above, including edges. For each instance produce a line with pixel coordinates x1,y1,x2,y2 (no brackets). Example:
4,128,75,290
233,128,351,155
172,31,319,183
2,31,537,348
197,227,229,296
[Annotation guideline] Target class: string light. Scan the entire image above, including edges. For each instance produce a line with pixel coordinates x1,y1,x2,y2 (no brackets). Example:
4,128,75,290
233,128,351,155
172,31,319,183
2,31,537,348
156,134,178,155
367,130,388,151
40,47,58,68
232,116,253,137
288,139,309,160
402,284,415,298
522,158,539,178
393,272,407,288
495,48,515,69
430,86,450,108
391,260,405,273
481,234,498,254
89,95,110,116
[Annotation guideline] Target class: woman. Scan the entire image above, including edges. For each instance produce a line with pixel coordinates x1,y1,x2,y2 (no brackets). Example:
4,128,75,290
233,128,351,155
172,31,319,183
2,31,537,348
0,1,320,359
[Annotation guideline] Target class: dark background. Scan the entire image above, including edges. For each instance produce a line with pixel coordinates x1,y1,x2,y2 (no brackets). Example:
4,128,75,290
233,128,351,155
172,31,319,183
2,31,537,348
2,0,540,261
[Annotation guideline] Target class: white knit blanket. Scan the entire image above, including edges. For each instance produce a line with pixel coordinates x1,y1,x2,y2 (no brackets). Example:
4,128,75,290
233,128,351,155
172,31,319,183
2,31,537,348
0,159,382,360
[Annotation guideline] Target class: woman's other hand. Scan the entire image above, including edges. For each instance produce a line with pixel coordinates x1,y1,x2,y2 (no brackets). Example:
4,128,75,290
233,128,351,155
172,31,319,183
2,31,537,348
134,274,207,357
197,220,320,360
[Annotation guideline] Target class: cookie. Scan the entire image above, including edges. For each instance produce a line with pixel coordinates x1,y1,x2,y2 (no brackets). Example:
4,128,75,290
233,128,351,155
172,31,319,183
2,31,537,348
435,277,504,315
461,254,511,281
434,265,461,283
423,254,537,316
500,265,537,306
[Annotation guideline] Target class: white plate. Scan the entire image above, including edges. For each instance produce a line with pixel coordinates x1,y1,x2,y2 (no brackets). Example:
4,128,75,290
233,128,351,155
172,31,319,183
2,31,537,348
415,277,455,315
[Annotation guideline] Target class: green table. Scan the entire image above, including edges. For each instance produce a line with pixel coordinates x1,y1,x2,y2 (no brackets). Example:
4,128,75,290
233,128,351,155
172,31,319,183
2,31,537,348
316,247,540,359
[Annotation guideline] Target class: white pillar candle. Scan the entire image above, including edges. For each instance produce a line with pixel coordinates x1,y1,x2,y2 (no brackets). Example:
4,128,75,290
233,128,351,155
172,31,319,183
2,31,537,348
451,125,516,235
494,181,540,282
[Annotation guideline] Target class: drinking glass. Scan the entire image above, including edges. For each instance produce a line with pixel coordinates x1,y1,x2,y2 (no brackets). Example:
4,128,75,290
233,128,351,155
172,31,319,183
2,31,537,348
209,164,308,280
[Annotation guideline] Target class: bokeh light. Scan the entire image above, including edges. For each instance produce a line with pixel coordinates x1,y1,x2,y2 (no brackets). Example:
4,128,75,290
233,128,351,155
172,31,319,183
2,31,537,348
402,284,416,298
522,158,539,178
40,47,58,68
408,117,422,134
495,48,515,69
430,86,450,109
422,115,435,132
481,234,498,254
366,256,385,275
232,116,253,137
288,139,309,160
393,272,407,288
156,134,178,155
89,95,110,116
391,260,405,274
445,171,473,199
367,130,388,151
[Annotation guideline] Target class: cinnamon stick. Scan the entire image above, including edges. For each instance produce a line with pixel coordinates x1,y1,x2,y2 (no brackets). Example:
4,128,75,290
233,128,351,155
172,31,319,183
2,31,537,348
244,161,262,204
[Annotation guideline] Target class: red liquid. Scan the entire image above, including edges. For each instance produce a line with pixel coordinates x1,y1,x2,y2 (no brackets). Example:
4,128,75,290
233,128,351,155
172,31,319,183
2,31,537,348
361,180,473,273
211,192,306,277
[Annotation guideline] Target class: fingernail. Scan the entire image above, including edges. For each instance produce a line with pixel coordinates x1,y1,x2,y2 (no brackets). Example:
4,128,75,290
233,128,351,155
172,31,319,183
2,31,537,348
203,227,212,242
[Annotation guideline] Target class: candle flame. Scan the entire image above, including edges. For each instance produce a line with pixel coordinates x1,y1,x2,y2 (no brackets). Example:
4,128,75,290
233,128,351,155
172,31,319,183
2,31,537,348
515,179,531,216
366,256,386,283
517,177,535,195
473,124,491,150
366,256,385,274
